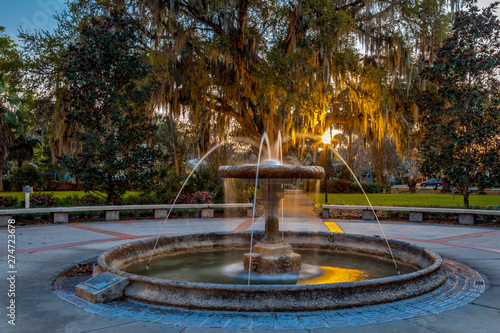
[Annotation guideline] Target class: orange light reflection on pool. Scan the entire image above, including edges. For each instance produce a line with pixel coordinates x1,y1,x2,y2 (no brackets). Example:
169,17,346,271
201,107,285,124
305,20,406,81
298,266,368,285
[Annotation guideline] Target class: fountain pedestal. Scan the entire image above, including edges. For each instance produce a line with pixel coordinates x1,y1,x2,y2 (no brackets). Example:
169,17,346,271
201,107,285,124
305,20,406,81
218,160,324,275
244,182,301,274
243,243,301,274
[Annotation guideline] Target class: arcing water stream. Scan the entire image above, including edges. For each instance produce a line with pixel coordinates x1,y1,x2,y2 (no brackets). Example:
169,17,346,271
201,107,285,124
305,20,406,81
146,132,399,277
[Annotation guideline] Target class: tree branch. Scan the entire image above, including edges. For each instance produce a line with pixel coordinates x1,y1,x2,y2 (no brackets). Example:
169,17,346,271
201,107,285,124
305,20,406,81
178,2,224,35
355,3,393,23
324,114,364,127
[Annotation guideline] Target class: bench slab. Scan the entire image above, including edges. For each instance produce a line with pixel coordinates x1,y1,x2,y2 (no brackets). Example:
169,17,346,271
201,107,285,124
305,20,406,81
105,211,119,221
409,212,424,222
51,212,69,223
0,215,12,227
459,214,476,225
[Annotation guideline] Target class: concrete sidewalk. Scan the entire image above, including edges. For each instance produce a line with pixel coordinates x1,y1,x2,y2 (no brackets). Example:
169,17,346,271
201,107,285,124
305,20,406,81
0,192,499,332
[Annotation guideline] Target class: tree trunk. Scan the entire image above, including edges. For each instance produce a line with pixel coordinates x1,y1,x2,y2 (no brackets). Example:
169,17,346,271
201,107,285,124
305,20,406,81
347,129,353,169
200,120,211,157
169,112,181,177
463,190,470,209
371,143,383,187
441,180,451,193
0,152,4,191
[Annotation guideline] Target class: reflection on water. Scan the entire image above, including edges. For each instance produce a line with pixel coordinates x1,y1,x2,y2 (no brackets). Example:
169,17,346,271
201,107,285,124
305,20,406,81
298,266,364,285
124,250,414,285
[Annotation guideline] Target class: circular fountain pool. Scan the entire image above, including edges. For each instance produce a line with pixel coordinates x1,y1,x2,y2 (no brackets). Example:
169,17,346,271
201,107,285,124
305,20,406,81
97,231,447,311
124,249,415,285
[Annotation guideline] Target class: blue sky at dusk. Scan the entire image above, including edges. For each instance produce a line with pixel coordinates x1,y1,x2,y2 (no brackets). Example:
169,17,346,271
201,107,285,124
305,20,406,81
1,0,67,41
0,0,498,42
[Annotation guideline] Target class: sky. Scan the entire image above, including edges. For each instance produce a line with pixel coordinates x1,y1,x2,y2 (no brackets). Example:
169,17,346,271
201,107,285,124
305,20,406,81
0,0,67,41
0,0,498,42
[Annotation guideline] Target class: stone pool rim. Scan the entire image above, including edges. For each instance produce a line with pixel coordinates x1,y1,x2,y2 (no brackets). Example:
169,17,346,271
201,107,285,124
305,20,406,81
96,231,447,311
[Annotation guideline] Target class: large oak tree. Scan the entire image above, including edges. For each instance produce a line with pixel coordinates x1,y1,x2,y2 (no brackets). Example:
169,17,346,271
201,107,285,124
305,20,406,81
143,0,451,155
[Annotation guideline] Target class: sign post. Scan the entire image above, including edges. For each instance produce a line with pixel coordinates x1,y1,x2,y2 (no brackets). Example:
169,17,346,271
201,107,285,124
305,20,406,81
23,186,33,209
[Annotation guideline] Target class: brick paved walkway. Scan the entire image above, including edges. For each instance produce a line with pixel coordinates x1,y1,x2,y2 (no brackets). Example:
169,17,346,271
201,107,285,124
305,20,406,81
54,259,484,330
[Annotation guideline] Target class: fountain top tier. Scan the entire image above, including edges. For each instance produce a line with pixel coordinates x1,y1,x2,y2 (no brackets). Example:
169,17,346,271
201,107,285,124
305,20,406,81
218,159,325,183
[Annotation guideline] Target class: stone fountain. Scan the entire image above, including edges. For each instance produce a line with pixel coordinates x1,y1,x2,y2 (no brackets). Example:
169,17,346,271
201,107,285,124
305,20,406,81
86,160,448,311
218,160,324,275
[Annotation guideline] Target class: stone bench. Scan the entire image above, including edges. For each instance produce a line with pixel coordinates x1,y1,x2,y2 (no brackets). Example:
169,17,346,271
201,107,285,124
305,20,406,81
322,205,500,225
0,203,254,226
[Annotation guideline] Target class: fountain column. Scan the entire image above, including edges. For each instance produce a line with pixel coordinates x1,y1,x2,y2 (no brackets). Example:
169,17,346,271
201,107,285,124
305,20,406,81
262,182,281,243
218,161,324,275
243,180,302,275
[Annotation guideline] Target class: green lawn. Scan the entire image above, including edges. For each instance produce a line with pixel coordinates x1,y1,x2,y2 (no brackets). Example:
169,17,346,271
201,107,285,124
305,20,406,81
309,193,500,208
0,191,141,201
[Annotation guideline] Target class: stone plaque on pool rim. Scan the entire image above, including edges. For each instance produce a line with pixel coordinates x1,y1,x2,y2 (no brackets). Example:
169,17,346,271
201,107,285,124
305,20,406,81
82,273,120,290
75,272,130,303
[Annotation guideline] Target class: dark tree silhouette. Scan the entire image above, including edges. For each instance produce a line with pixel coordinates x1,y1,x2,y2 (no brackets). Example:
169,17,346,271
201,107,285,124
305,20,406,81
60,10,161,205
418,0,500,208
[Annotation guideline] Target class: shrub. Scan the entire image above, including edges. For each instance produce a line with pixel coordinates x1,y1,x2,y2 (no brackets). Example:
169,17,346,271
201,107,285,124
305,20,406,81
0,196,18,208
30,193,60,207
155,165,224,203
155,191,172,204
184,166,224,203
7,165,44,191
169,194,192,204
328,179,353,193
1,179,14,191
47,180,80,191
124,193,157,205
192,191,213,204
58,194,80,206
356,182,380,193
58,193,105,206
330,164,354,181
404,177,418,193
80,194,105,206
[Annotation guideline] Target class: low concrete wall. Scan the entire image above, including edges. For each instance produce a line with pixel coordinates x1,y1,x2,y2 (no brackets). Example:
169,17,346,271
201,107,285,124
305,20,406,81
97,232,447,312
0,203,254,224
322,205,500,225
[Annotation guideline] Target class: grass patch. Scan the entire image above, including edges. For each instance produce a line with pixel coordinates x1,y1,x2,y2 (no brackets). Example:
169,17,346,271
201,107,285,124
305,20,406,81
309,193,500,208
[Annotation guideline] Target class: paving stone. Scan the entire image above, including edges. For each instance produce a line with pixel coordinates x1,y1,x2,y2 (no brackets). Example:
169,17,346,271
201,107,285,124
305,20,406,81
297,315,328,329
252,314,277,330
200,314,232,329
225,314,254,330
276,314,302,329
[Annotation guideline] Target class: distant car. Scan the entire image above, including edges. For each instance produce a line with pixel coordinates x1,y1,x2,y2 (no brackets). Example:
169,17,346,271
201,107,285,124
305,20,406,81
421,179,443,187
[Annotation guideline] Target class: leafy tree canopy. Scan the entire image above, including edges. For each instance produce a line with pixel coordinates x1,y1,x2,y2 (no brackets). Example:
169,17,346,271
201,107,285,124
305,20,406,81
139,0,452,155
418,0,500,208
0,26,26,190
0,26,23,84
60,9,161,204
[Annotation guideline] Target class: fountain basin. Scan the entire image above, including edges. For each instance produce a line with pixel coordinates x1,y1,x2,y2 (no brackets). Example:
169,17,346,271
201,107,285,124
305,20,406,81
96,231,447,311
